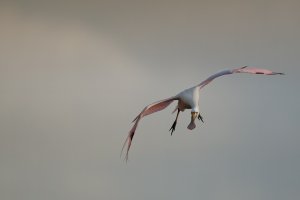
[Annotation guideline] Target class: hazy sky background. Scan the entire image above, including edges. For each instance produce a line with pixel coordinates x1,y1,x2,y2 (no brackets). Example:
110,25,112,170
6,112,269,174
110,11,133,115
0,0,299,200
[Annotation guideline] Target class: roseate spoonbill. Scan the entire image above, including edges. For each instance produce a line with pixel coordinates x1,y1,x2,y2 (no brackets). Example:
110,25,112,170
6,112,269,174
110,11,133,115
121,66,283,160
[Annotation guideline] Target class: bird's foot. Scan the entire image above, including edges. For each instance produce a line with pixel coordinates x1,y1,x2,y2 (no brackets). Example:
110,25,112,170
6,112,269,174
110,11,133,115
198,114,204,123
169,121,177,135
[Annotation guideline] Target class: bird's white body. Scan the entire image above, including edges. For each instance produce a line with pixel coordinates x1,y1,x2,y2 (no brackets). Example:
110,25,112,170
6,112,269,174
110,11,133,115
121,66,283,160
176,86,200,112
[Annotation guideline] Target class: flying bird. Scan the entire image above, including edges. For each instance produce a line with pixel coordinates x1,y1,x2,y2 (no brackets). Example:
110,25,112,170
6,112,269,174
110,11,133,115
121,66,283,160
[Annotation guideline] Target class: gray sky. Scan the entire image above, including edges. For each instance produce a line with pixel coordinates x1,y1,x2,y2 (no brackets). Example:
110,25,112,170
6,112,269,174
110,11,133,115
0,1,299,200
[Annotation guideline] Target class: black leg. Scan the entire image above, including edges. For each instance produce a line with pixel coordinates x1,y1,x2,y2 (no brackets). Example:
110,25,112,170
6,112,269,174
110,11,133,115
169,109,180,135
169,121,177,135
198,113,204,123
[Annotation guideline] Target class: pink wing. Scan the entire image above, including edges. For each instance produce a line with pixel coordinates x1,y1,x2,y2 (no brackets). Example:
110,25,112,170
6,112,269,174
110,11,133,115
236,67,284,75
197,66,283,89
121,97,177,161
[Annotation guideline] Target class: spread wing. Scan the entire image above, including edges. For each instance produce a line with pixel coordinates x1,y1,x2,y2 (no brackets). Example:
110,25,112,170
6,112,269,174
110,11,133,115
197,66,284,89
121,96,177,161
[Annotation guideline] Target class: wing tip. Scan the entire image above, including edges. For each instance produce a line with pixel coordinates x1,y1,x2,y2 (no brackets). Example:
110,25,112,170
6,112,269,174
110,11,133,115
273,72,285,75
120,129,135,162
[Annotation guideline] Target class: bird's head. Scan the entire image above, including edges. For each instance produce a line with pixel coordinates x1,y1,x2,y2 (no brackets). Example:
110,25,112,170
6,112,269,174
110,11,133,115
191,111,198,121
191,107,199,121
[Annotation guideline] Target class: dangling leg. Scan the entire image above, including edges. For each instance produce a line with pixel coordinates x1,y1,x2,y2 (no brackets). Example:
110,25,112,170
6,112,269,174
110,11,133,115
169,109,180,135
198,113,204,123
